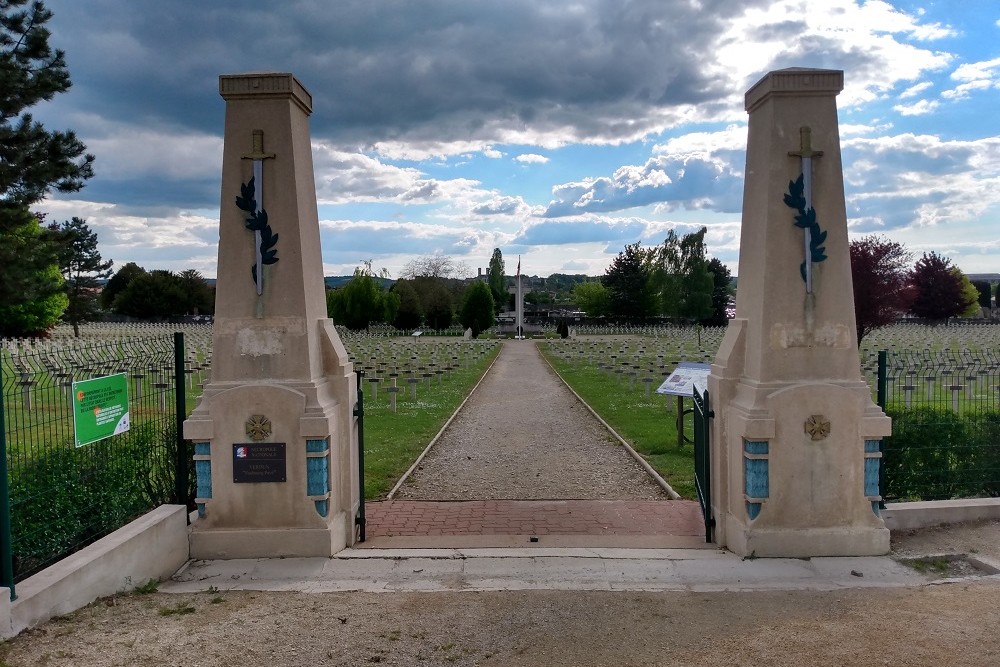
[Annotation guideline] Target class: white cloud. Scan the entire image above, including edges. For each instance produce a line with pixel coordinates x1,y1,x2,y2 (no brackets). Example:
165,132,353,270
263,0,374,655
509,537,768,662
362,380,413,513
941,57,1000,100
515,153,550,164
483,147,504,159
892,99,939,116
899,81,932,99
312,144,486,206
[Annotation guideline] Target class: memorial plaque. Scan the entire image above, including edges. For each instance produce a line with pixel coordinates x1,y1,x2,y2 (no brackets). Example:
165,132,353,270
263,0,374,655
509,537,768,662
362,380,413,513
233,443,286,483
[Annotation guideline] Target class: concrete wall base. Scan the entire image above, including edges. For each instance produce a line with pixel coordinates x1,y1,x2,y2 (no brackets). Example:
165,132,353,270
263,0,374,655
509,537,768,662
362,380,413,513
188,513,348,559
724,514,890,557
0,504,188,639
883,498,1000,532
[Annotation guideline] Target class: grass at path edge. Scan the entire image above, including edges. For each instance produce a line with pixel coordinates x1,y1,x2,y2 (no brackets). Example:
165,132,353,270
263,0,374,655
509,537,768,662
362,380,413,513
539,344,696,500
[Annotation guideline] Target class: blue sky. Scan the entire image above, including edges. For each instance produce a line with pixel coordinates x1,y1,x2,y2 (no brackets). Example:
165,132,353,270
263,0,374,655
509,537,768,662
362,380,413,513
31,0,1000,279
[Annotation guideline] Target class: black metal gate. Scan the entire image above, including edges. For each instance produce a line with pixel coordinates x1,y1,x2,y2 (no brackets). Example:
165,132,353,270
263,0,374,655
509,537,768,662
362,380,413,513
354,371,366,542
692,386,714,543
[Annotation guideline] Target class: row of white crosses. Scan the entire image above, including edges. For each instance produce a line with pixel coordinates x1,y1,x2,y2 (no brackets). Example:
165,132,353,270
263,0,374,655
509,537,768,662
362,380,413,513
337,330,501,412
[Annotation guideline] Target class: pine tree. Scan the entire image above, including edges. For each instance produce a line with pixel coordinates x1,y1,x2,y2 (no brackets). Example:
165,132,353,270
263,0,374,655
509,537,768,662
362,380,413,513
1,1,94,208
1,1,94,336
53,217,112,336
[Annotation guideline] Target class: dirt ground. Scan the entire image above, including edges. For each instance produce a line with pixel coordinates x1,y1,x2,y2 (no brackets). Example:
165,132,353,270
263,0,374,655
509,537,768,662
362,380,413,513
1,520,997,667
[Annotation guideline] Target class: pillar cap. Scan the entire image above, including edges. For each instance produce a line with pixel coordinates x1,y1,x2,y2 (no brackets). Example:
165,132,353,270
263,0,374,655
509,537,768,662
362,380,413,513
745,68,843,113
219,72,313,114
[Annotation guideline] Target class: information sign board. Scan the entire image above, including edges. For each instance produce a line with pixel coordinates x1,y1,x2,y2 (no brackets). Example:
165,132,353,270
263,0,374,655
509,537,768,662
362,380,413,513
656,362,711,397
72,373,130,447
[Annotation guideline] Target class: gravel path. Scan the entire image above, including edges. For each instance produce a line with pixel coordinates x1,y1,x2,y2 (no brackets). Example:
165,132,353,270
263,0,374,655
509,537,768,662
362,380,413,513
394,340,668,501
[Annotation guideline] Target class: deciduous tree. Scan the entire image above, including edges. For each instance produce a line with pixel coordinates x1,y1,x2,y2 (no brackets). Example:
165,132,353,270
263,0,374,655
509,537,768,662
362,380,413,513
573,281,609,317
391,279,423,330
326,262,397,330
705,257,733,327
101,262,145,309
908,252,975,321
459,281,495,337
0,208,66,336
849,235,913,343
650,228,714,323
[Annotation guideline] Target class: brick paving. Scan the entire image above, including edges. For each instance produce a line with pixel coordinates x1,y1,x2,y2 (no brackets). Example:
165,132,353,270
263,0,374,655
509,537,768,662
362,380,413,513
365,499,705,537
369,340,706,544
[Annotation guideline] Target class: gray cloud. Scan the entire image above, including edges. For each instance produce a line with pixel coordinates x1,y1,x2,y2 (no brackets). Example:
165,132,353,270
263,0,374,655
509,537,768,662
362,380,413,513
42,0,767,150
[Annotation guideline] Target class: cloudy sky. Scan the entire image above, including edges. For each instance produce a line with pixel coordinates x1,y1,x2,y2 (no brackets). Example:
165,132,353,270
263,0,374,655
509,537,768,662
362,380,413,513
31,0,1000,279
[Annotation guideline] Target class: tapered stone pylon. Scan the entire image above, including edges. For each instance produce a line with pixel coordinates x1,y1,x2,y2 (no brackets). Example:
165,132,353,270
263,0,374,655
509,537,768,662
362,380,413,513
708,69,890,557
183,73,359,558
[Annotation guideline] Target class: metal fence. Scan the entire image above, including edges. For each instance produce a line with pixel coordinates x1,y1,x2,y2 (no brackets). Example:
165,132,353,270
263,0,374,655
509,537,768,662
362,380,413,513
872,348,1000,502
0,333,193,594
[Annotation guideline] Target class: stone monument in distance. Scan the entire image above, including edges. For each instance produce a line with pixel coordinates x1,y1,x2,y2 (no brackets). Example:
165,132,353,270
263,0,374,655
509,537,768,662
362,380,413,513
708,69,891,557
183,73,359,558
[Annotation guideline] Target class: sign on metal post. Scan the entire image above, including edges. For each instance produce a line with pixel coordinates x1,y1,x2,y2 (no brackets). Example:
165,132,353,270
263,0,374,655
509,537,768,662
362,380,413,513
72,373,130,448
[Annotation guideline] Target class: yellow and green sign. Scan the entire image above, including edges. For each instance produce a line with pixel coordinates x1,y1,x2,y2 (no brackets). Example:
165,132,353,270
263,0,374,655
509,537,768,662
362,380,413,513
72,373,130,448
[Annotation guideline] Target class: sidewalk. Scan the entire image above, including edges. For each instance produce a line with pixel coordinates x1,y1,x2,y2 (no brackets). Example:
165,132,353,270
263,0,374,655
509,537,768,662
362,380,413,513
163,547,935,594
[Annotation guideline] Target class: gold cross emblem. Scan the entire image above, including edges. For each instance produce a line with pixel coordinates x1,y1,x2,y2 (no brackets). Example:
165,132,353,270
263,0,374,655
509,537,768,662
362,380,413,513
804,415,831,441
246,414,272,442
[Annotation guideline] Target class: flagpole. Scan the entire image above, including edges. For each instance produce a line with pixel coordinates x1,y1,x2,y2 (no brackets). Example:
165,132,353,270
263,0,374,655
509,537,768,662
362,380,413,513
516,256,523,339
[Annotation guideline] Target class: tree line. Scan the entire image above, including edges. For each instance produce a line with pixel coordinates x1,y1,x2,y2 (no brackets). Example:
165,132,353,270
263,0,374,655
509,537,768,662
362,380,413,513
571,227,734,327
327,254,497,337
850,236,988,343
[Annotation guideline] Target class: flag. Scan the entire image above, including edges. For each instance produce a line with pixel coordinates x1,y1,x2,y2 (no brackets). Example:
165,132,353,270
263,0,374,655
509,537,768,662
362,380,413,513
516,257,520,280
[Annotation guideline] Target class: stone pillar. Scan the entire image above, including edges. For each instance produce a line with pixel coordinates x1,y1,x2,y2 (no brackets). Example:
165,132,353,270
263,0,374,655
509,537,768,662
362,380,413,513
183,73,359,559
708,69,890,557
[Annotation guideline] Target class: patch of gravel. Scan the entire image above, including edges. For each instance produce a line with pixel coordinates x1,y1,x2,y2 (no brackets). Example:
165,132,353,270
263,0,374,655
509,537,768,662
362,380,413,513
394,340,668,501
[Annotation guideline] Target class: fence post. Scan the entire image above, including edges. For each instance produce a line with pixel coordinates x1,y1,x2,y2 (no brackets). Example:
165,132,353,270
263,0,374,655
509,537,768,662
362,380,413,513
876,350,888,410
354,370,366,543
877,350,887,509
173,332,189,518
0,365,15,599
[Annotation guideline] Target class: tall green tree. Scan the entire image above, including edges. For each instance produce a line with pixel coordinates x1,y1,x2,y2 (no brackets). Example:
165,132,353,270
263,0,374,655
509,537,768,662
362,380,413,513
1,1,93,335
53,217,112,336
459,281,495,338
487,248,506,314
1,1,94,207
650,227,714,323
326,262,397,330
573,281,609,317
391,279,423,330
705,257,733,327
177,269,215,316
0,210,66,336
113,270,188,319
908,252,975,321
101,262,145,309
955,270,983,318
602,242,656,321
422,280,454,329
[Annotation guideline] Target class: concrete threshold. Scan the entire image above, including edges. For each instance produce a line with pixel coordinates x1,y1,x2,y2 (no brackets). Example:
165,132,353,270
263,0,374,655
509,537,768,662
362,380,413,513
354,534,715,550
161,546,949,595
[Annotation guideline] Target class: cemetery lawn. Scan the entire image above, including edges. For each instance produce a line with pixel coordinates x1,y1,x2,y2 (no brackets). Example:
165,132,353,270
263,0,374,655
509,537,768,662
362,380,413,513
361,345,502,499
540,346,696,499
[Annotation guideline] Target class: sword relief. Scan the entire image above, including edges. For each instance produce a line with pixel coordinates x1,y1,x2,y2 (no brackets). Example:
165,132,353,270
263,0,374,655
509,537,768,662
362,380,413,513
235,130,278,298
785,126,827,295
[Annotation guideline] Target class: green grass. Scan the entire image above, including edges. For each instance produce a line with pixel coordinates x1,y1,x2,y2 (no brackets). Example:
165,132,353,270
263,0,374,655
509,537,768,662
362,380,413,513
539,344,696,499
359,345,501,499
